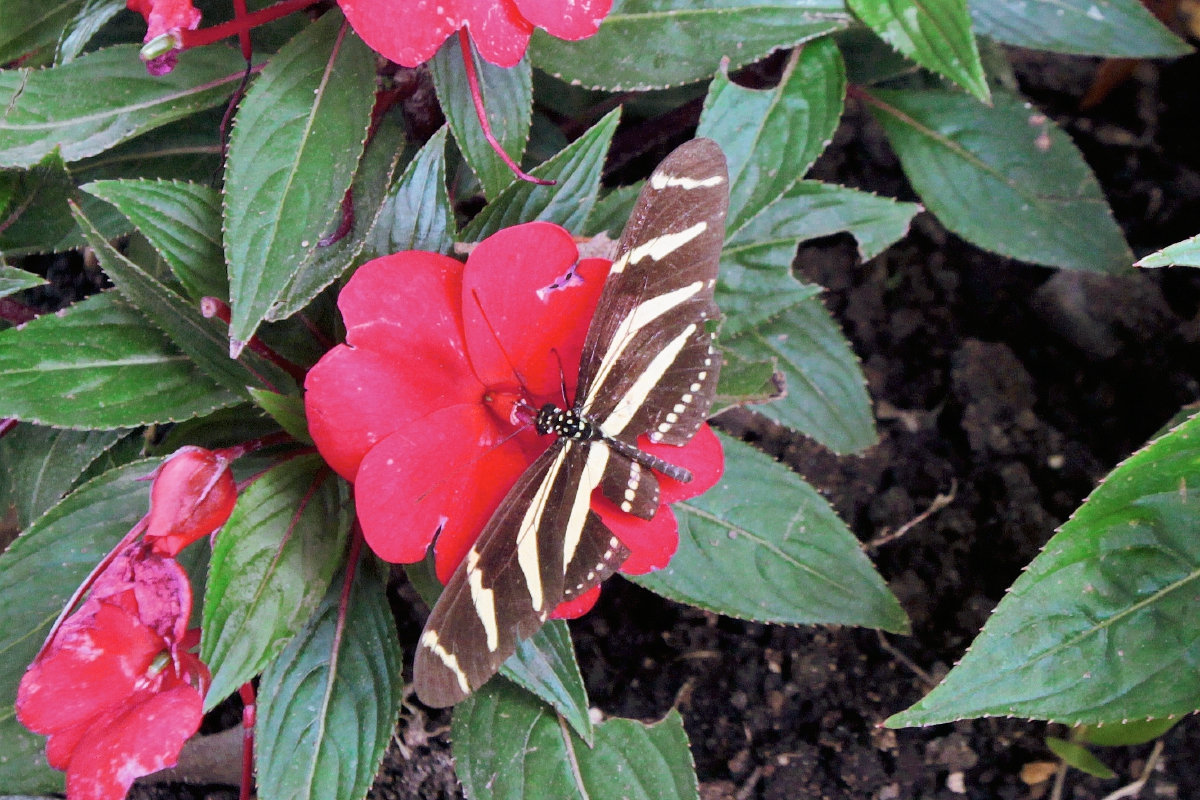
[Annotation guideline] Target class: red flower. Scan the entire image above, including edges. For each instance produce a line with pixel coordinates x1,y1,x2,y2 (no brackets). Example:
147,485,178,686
305,222,723,617
16,542,208,800
338,0,611,68
127,0,202,74
143,446,237,557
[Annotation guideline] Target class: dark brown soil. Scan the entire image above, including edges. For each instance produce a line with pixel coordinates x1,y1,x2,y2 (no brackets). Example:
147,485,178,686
373,46,1200,800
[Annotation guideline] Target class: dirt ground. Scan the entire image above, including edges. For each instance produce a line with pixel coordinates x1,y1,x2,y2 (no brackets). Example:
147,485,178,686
98,40,1200,800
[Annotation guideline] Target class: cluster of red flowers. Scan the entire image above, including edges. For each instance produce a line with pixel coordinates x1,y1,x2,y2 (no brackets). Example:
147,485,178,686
305,222,723,616
16,448,237,800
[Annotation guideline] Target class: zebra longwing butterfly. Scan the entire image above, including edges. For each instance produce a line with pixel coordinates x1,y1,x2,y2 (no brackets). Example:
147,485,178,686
414,138,729,707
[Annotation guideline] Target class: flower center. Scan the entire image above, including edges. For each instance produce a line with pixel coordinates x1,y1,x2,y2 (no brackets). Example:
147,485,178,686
481,388,534,428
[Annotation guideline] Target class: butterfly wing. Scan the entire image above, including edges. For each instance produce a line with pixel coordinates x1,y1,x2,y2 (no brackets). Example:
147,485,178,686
575,138,729,446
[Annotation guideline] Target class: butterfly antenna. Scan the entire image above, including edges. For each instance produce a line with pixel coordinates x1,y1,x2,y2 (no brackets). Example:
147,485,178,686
470,288,535,406
549,348,570,407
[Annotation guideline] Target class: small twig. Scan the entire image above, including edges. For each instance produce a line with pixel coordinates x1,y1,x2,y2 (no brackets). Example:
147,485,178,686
1098,740,1165,800
1050,760,1069,800
876,630,936,688
866,479,957,551
735,766,763,800
238,682,256,800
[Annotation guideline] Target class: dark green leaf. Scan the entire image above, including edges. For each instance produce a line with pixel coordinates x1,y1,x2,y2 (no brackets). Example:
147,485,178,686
634,433,907,632
0,292,239,429
583,181,643,238
0,0,84,65
888,413,1200,727
1078,718,1180,747
697,38,846,237
462,108,620,242
722,296,878,454
362,125,456,259
0,265,46,298
1136,233,1200,268
0,458,161,766
72,202,297,397
529,0,850,91
864,88,1133,272
82,179,227,302
0,423,125,529
224,11,377,347
726,179,921,262
73,428,145,487
1045,738,1115,779
0,713,62,794
56,0,125,64
151,404,281,456
0,44,248,168
256,552,402,800
454,678,698,800
267,113,409,323
848,0,989,102
402,557,595,743
71,107,224,186
716,243,822,339
201,455,349,708
431,37,532,201
248,388,313,445
968,0,1191,58
713,350,781,410
835,26,919,85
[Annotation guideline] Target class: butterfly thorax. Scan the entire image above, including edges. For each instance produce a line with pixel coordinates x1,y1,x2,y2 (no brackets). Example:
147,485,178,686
535,404,600,440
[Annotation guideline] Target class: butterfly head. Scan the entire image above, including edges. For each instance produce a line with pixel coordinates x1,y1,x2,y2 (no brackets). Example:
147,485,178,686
535,404,598,440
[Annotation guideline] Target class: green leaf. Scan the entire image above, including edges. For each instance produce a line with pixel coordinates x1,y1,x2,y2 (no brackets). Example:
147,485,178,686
0,713,62,794
887,413,1200,727
402,557,596,743
256,551,402,800
713,350,782,410
55,0,125,65
462,108,620,242
81,179,227,303
848,0,989,103
431,37,532,201
863,88,1133,273
727,180,921,262
968,0,1191,58
224,10,377,348
362,125,456,259
266,113,409,323
835,26,920,86
0,423,125,529
0,266,46,298
1078,718,1180,747
72,202,297,397
1136,232,1200,268
583,181,643,238
201,455,349,708
1045,738,1116,779
0,44,248,169
247,387,313,445
634,433,907,632
0,0,84,65
722,296,878,454
453,678,698,800
697,38,846,237
529,0,850,91
0,292,239,429
71,107,224,186
716,247,821,339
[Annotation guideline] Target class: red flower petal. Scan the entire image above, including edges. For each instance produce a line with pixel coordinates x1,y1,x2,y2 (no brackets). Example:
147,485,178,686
64,684,203,800
550,584,600,619
338,0,463,68
653,423,724,504
511,0,610,40
128,552,193,643
595,497,679,574
145,447,236,557
354,404,531,569
463,223,607,402
461,0,534,67
127,0,202,39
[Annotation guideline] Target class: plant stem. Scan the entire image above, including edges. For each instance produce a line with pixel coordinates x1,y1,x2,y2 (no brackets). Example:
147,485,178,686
238,682,257,800
200,297,309,383
180,0,322,50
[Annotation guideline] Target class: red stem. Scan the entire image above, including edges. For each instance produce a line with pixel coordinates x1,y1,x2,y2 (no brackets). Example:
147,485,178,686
0,419,16,438
0,298,37,326
232,0,253,61
238,682,256,800
180,0,322,50
330,525,365,680
217,431,294,461
201,297,309,384
457,29,553,187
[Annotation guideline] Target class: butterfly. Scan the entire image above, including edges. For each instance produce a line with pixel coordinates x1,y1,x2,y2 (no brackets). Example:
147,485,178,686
414,138,729,707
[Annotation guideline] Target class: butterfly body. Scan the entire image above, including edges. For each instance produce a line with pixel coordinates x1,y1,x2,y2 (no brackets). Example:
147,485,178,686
415,138,729,707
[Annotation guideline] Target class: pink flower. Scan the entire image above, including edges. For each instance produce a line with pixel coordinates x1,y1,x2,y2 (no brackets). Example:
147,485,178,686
127,0,202,75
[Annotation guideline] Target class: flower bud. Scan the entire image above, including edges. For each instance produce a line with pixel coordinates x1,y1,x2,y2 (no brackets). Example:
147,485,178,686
144,447,237,556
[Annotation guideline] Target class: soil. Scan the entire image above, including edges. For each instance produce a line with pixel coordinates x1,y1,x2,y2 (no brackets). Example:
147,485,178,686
47,37,1200,800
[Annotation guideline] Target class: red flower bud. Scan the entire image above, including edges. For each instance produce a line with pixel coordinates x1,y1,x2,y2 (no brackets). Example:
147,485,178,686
144,447,237,557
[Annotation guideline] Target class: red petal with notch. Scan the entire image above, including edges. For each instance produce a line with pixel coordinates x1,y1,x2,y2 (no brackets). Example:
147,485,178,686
463,223,606,401
338,0,463,67
355,404,532,569
550,584,600,619
64,684,203,800
511,0,609,40
461,0,534,67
